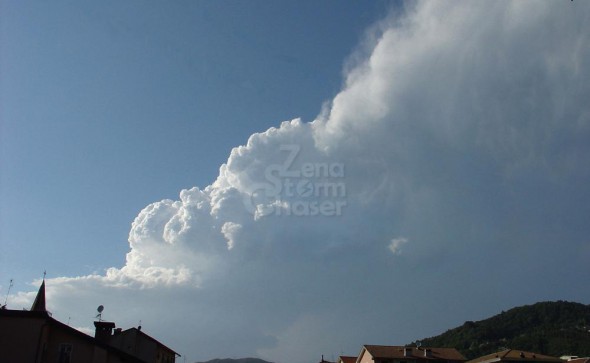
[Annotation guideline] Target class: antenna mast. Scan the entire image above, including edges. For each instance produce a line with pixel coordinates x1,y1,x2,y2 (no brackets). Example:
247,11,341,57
2,279,13,308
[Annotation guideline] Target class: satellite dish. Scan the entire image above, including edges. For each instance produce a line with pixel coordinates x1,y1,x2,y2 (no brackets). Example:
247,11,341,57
95,305,105,322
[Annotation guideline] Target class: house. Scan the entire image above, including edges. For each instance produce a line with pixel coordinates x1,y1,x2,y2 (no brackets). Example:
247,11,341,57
97,321,178,363
356,345,467,363
340,356,358,363
466,350,563,363
563,358,590,363
0,279,179,363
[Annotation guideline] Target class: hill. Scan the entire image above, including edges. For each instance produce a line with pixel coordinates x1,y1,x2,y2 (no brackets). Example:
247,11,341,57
196,358,274,363
413,301,590,359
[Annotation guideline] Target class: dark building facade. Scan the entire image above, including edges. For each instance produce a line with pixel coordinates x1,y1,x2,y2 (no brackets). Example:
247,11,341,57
0,280,178,363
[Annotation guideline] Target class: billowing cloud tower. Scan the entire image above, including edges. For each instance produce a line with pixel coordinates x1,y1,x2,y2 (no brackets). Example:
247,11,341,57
11,2,590,362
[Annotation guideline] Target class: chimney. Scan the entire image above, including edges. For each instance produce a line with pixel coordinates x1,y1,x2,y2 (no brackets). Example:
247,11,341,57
404,348,412,357
94,321,115,342
424,349,432,358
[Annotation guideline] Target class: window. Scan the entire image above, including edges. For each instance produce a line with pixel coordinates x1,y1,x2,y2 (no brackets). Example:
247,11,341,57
58,343,73,363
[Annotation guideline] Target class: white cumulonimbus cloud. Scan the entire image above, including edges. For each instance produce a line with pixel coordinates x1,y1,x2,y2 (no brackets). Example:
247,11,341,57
9,2,590,363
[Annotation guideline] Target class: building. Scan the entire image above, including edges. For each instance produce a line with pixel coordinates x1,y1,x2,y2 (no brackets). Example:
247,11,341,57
466,350,563,363
340,356,358,363
356,345,467,363
0,280,179,363
96,321,178,363
563,358,590,363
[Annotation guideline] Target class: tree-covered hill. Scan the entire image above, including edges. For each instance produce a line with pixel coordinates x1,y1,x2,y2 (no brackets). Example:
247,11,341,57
414,301,590,359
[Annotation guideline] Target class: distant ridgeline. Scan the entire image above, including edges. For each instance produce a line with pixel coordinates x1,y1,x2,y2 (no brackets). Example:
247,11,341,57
413,301,590,359
196,358,274,363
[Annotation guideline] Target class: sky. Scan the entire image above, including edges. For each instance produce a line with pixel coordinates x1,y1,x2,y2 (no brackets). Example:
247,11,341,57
1,1,590,363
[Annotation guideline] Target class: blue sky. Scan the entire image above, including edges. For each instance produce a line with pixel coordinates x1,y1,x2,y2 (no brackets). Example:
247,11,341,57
1,0,394,287
2,2,590,363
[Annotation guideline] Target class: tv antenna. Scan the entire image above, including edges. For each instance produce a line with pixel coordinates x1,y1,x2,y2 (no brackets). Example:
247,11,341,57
2,279,13,308
96,305,104,322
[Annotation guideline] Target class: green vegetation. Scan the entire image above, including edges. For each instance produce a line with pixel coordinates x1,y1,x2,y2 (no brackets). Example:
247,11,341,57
413,301,590,359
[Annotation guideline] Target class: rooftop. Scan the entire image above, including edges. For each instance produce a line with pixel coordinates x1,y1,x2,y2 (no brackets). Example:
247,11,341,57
362,345,466,361
467,350,563,363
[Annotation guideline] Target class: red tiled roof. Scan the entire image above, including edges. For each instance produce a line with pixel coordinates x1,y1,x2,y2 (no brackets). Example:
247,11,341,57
467,350,562,363
363,345,466,361
340,356,357,363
